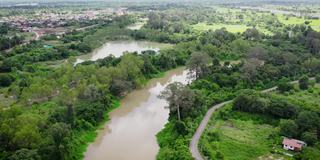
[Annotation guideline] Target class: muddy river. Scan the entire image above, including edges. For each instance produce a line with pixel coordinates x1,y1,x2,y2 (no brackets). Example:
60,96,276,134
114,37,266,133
76,40,171,64
84,67,192,160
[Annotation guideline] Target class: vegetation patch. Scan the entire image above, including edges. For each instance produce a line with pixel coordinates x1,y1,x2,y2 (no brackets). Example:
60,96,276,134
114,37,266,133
192,23,249,33
277,15,320,31
69,100,120,159
200,108,279,160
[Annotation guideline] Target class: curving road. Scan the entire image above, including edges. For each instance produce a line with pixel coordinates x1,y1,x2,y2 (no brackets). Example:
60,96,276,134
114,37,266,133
189,78,315,160
189,100,232,160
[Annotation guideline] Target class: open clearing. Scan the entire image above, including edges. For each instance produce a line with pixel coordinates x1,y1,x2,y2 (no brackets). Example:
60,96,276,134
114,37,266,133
200,113,283,160
192,23,273,35
277,15,320,31
192,23,249,33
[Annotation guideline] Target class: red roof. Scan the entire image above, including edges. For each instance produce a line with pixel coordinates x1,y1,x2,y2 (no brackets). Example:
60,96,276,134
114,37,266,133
282,138,306,149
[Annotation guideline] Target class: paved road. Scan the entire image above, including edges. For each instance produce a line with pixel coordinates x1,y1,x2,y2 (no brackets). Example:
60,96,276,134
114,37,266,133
189,100,232,160
189,78,315,160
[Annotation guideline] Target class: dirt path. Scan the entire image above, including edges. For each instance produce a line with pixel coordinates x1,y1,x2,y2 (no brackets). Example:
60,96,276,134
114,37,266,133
189,78,314,160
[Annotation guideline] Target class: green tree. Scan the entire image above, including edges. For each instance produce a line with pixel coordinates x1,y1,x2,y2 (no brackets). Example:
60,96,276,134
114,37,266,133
299,76,309,90
75,101,106,125
118,54,144,85
110,79,134,96
296,147,320,160
0,73,14,87
13,125,41,149
9,149,40,160
279,119,298,138
316,74,320,83
296,111,320,132
302,58,320,74
244,28,261,40
49,123,71,159
301,131,317,146
65,105,75,127
240,59,261,83
159,82,195,121
186,52,211,79
277,79,293,93
247,47,267,61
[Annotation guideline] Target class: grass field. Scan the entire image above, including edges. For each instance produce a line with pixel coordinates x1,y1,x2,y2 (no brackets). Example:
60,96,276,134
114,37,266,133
199,105,287,160
192,23,249,33
192,23,273,35
200,116,281,160
200,82,320,160
277,15,320,31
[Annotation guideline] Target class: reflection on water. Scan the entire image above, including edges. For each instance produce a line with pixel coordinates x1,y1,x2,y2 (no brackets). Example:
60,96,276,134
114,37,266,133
76,40,171,64
84,67,191,160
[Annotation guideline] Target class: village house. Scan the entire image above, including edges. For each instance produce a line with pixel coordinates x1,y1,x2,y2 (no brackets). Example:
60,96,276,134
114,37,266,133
282,137,306,151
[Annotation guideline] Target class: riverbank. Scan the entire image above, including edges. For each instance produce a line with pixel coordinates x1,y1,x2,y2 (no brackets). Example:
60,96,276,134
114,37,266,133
69,99,120,159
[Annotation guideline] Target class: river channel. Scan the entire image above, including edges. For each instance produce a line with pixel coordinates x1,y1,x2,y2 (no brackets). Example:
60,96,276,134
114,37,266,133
81,39,189,160
84,67,191,160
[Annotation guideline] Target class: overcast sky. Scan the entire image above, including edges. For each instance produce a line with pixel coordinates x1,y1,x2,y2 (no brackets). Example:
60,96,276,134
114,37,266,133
0,0,319,5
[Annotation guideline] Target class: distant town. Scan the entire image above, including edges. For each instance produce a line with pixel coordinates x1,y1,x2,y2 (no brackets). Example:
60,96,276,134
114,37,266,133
1,6,127,40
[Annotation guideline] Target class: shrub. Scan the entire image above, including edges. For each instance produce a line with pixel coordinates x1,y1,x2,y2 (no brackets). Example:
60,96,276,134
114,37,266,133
208,131,220,141
75,101,106,125
299,76,309,90
278,80,293,93
175,120,187,135
296,111,320,132
0,73,14,87
215,151,224,160
316,74,320,83
279,119,298,138
9,149,41,160
302,131,317,146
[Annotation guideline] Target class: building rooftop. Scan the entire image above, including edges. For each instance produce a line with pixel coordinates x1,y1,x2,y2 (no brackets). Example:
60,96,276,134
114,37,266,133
282,137,306,149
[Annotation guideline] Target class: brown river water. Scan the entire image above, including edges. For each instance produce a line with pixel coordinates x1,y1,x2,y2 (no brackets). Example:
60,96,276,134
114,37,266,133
84,67,192,160
75,40,172,64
